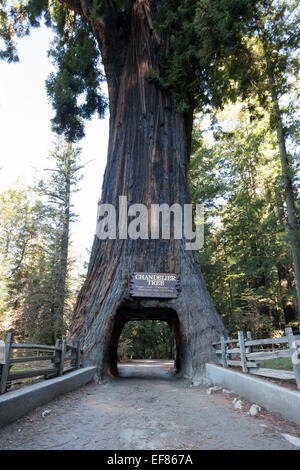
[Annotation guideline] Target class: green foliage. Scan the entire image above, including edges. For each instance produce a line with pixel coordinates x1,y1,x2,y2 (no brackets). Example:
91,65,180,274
46,19,106,141
0,1,106,141
0,138,83,343
190,100,298,336
243,0,300,103
0,0,28,62
156,0,257,111
118,321,173,360
36,138,82,219
0,0,259,139
0,186,56,341
0,0,50,62
1,0,299,139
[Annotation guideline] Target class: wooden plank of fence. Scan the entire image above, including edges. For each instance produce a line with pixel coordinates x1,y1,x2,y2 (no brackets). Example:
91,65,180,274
249,367,296,380
238,331,248,373
285,327,300,389
0,335,85,394
227,360,242,366
246,349,291,361
10,355,55,364
245,336,288,347
227,359,258,368
8,368,57,381
62,366,77,374
220,336,227,367
227,348,241,354
214,329,299,386
11,343,58,351
58,340,66,376
0,333,13,394
213,339,239,346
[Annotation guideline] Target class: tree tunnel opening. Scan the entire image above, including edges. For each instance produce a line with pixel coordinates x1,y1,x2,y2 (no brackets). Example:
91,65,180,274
105,304,182,378
118,320,174,361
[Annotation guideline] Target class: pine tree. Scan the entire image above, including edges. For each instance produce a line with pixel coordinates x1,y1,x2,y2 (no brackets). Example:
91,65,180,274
36,138,83,341
0,139,82,342
0,186,50,339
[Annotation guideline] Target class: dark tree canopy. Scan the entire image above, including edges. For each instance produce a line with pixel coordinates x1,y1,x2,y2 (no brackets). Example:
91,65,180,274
1,0,257,141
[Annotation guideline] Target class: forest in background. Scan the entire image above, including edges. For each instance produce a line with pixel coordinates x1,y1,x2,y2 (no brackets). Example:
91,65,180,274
0,138,85,344
190,99,299,339
0,0,299,359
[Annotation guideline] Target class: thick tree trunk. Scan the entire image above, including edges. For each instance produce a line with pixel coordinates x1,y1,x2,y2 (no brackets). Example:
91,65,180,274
69,0,226,380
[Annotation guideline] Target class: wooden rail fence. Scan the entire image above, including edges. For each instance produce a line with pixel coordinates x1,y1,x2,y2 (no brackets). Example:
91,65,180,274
213,327,300,389
0,333,83,394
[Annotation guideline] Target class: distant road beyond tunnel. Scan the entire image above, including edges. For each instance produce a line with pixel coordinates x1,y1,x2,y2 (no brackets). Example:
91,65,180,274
118,359,175,380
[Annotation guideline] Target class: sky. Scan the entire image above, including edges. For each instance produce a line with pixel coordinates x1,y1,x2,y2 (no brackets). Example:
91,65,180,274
0,24,110,266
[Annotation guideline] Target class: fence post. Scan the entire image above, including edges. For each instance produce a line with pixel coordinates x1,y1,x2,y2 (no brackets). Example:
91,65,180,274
58,340,66,376
75,341,81,369
0,332,13,394
52,339,60,376
285,327,300,389
220,336,227,367
246,331,252,354
238,331,248,373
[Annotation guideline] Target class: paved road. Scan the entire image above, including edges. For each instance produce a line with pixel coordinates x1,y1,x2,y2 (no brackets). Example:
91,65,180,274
0,360,300,450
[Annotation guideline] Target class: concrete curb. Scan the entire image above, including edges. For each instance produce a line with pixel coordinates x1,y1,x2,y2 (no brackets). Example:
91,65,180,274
206,363,300,426
0,366,96,428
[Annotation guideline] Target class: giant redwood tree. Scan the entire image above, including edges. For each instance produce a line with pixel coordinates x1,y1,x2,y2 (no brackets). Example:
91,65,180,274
1,0,256,380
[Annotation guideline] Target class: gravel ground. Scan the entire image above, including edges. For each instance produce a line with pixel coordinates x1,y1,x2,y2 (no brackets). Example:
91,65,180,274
0,359,300,450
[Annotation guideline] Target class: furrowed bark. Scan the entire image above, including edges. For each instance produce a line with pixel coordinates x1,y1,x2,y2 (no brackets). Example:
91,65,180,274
68,0,226,380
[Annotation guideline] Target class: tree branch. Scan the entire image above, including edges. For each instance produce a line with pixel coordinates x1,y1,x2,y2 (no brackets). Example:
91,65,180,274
58,0,83,15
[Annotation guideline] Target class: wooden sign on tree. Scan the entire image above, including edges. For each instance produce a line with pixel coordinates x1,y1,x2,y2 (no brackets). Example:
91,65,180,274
130,273,179,298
